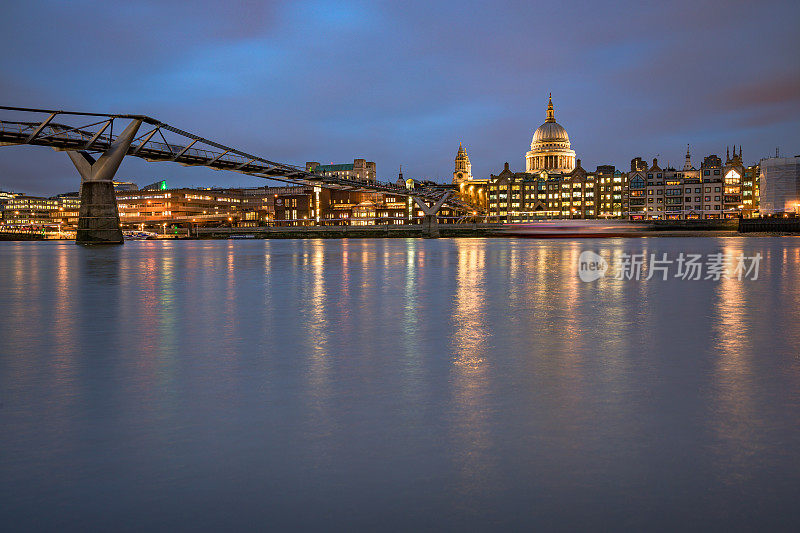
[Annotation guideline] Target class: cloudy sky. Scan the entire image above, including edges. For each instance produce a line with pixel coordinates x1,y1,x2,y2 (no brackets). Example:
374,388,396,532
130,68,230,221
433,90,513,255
1,0,799,196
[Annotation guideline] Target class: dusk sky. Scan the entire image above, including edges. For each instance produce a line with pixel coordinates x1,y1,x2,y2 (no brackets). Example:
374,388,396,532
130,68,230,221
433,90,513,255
1,0,799,196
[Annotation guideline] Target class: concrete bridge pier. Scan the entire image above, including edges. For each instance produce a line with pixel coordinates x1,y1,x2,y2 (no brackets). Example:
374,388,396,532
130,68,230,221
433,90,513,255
413,192,451,239
68,119,141,244
420,214,439,238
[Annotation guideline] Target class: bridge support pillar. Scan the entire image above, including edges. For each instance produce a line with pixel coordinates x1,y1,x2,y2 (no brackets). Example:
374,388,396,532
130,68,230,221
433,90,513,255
68,119,141,244
421,214,440,238
413,192,451,239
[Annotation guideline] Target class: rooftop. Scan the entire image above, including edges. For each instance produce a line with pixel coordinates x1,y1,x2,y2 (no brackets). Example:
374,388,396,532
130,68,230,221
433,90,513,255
315,164,354,172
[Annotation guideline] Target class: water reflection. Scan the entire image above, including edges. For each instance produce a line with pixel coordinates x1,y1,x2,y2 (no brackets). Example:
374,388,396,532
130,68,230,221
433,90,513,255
300,240,334,456
709,242,762,485
1,238,799,530
400,239,423,406
449,240,494,504
306,240,331,388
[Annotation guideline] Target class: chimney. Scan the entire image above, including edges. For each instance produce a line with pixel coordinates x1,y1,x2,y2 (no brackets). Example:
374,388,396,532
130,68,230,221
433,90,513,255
504,162,509,171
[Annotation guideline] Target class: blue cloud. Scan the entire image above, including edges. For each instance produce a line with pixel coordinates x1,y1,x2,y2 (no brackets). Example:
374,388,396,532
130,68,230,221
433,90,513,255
1,0,798,195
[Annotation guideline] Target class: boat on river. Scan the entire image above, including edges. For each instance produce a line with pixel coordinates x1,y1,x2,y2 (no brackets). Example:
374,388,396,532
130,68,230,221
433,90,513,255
501,219,649,238
122,230,157,240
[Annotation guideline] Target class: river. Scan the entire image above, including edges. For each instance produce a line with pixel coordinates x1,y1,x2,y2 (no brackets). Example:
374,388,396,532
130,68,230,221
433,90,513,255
1,238,799,530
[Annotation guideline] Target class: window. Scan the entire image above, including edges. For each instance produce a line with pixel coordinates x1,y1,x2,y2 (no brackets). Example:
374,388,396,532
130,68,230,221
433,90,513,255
725,170,740,184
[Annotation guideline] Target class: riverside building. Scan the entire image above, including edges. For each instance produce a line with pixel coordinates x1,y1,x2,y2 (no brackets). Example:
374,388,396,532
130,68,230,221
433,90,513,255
116,188,248,228
628,149,739,220
487,160,598,221
306,159,376,183
759,156,800,215
0,195,60,228
596,165,627,218
722,146,745,218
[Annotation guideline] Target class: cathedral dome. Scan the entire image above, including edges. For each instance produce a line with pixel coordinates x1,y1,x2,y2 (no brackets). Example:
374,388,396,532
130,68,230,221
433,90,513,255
525,93,577,174
532,121,569,144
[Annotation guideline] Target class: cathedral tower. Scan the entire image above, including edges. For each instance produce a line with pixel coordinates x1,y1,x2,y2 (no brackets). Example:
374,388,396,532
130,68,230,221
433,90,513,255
453,142,473,184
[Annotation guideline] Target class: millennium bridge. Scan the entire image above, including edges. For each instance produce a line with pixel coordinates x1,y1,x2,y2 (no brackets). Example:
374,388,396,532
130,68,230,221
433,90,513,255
0,106,474,242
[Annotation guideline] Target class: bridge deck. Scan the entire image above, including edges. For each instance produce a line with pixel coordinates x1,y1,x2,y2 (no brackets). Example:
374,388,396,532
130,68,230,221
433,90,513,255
0,106,477,212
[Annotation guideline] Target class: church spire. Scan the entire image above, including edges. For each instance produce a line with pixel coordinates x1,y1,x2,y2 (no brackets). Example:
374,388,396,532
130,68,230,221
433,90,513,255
684,144,692,170
545,93,555,123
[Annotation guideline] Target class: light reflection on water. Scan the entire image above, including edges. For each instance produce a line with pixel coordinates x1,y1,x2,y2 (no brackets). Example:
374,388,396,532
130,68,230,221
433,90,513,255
450,241,493,513
1,237,799,531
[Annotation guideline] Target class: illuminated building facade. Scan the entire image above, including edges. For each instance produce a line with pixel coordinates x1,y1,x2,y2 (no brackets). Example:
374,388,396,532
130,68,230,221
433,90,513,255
0,192,80,232
53,193,80,228
306,159,376,183
741,164,760,217
596,165,627,218
0,195,59,228
699,155,725,219
628,154,723,220
272,178,460,227
112,180,138,191
116,188,248,228
722,146,745,218
487,160,598,222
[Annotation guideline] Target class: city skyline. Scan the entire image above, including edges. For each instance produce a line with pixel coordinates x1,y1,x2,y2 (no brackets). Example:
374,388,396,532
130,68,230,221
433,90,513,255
1,0,798,196
2,3,800,529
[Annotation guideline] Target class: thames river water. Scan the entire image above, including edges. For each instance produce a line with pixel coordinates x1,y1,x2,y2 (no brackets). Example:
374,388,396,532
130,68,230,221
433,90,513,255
1,237,799,531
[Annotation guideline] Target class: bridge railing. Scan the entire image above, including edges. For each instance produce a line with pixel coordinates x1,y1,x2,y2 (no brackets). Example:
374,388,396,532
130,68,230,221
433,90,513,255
0,106,481,213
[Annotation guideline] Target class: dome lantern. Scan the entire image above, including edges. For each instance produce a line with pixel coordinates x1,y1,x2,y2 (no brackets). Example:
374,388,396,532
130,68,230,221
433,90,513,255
546,93,555,123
